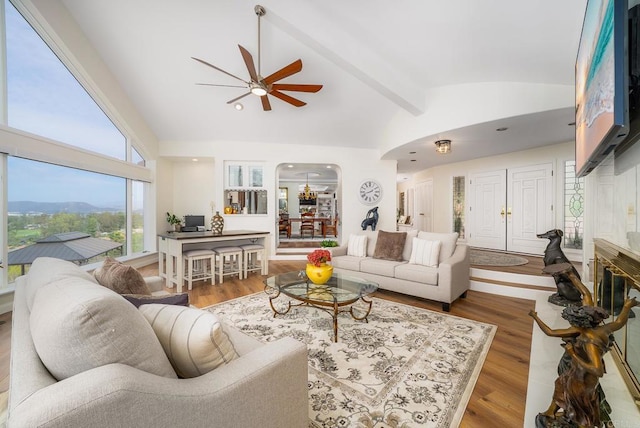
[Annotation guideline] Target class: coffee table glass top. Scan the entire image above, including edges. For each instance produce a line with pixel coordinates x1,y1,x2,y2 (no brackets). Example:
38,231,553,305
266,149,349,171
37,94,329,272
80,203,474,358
263,270,378,304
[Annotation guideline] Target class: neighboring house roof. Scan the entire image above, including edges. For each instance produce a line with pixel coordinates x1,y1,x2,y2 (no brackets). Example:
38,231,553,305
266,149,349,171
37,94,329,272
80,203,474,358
8,232,123,265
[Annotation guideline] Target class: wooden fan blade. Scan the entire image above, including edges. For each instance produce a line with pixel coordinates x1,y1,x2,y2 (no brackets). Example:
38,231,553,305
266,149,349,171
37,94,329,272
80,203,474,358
261,95,272,111
271,83,322,93
263,59,303,84
238,45,259,83
226,92,252,104
270,89,306,107
191,57,249,84
196,83,247,89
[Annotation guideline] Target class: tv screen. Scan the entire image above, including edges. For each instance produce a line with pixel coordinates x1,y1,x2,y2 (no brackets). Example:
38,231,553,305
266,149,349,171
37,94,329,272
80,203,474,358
575,0,629,177
184,215,205,228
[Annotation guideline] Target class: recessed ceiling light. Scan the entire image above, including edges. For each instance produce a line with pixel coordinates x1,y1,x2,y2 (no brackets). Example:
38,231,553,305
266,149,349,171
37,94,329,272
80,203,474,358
326,165,332,169
234,103,244,110
192,158,198,162
496,127,508,132
287,164,294,168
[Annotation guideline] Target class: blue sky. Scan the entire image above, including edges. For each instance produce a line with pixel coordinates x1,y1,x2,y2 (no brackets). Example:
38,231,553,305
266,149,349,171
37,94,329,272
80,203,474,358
5,0,128,206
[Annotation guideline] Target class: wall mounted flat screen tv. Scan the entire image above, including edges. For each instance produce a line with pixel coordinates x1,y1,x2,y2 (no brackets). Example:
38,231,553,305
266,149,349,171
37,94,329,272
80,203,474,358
575,0,629,177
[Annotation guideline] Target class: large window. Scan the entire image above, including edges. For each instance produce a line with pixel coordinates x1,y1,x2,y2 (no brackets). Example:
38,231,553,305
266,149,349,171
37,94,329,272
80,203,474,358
7,157,126,281
1,1,152,287
5,0,126,160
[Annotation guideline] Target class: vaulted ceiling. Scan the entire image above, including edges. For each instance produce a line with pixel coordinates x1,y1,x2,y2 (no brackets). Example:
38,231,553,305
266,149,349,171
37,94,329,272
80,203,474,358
53,0,586,174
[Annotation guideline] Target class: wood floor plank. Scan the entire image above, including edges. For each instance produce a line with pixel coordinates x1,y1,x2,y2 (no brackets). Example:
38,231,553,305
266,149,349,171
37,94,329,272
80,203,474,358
1,259,535,426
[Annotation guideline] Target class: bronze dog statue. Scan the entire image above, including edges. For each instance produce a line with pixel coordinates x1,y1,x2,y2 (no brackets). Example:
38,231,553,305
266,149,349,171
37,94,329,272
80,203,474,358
537,229,582,305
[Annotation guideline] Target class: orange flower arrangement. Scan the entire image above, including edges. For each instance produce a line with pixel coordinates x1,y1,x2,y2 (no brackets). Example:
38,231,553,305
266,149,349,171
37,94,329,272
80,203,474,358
307,249,332,267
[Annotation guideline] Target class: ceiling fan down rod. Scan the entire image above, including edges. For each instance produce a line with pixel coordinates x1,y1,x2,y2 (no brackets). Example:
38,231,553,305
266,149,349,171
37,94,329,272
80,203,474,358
255,5,266,78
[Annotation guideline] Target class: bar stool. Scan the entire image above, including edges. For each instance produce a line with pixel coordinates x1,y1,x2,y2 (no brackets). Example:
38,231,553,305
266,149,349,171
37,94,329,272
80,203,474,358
240,244,267,278
183,249,215,290
213,246,244,284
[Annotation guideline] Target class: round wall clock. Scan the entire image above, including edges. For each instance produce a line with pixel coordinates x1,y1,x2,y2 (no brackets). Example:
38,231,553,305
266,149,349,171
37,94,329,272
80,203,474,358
358,179,383,205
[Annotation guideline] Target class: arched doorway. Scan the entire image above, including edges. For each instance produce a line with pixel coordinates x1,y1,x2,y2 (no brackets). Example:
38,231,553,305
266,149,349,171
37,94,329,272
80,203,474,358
276,163,341,251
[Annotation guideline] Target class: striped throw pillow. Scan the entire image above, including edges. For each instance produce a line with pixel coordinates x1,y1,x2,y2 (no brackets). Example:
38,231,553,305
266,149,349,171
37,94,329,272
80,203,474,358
347,234,368,257
409,238,441,267
139,304,239,378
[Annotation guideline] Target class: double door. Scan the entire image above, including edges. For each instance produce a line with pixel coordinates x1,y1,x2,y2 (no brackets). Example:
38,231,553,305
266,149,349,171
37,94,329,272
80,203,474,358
468,163,554,254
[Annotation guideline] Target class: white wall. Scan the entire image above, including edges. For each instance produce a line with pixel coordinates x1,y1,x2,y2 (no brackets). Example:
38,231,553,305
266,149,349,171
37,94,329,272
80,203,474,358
398,141,575,234
158,140,397,256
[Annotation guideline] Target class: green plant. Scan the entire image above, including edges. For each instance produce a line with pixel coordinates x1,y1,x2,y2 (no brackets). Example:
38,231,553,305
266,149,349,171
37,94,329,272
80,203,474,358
320,239,338,248
166,212,182,225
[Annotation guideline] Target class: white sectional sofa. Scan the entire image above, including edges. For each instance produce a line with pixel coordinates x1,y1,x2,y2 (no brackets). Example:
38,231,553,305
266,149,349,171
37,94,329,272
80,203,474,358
331,230,470,311
9,257,308,428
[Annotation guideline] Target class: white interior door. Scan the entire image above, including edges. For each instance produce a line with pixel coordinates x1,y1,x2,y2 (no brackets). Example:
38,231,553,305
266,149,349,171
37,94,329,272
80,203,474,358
414,180,433,231
468,170,506,250
468,164,554,253
507,163,554,253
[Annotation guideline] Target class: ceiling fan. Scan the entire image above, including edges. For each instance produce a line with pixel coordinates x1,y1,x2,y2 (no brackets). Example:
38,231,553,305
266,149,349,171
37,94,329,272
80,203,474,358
192,5,322,111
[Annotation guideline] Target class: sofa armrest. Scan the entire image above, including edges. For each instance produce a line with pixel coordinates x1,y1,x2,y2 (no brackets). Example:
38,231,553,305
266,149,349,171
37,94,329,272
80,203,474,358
330,246,348,257
9,337,308,428
437,244,470,304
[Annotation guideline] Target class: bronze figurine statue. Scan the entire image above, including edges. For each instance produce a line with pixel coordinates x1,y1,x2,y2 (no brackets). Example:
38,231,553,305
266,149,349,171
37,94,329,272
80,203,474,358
529,263,638,428
361,206,379,231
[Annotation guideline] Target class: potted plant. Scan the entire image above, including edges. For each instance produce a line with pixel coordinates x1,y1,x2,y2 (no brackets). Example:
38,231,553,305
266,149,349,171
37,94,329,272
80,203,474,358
306,249,333,285
320,239,338,248
166,212,182,232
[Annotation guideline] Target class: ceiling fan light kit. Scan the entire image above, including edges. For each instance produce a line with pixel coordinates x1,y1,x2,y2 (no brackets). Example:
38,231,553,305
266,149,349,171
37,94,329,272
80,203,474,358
192,4,322,111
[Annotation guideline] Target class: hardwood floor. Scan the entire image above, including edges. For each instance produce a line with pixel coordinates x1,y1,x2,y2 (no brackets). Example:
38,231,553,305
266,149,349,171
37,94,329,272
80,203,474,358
1,260,536,427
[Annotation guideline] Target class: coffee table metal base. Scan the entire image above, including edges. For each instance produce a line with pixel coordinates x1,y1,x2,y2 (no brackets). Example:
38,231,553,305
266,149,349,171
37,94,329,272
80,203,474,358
266,285,373,342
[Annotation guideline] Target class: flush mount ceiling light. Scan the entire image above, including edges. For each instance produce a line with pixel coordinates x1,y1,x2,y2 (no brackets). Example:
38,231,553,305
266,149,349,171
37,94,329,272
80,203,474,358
434,139,451,154
234,102,244,110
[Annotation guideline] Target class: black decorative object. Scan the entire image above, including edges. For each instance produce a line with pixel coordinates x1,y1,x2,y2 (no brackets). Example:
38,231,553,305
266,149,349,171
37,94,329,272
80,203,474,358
537,229,582,306
361,206,379,231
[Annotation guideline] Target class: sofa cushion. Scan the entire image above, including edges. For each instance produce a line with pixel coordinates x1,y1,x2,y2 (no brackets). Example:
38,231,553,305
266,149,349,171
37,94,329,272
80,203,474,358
139,304,239,378
409,238,441,267
372,230,407,261
331,255,365,271
417,232,459,263
402,229,419,261
93,257,151,295
30,280,177,381
25,257,99,311
395,263,439,285
123,292,190,308
347,234,368,257
360,257,405,278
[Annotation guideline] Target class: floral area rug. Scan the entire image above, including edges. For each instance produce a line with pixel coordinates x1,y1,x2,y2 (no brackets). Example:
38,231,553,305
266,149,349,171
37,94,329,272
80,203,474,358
206,293,496,427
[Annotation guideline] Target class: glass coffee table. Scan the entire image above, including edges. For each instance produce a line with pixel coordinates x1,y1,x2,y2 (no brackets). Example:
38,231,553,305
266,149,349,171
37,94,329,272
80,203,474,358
263,270,378,342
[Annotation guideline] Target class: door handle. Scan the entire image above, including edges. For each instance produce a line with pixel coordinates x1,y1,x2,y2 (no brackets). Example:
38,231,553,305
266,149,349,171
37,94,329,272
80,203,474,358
500,207,505,218
507,208,512,217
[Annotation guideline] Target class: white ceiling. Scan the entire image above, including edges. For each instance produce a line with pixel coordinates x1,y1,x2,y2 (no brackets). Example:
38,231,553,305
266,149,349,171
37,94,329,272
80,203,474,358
57,0,587,175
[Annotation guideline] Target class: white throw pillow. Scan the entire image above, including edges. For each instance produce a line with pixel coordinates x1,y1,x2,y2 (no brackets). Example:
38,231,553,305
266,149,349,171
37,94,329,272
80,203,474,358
139,304,239,378
30,280,177,381
409,239,441,267
347,234,368,257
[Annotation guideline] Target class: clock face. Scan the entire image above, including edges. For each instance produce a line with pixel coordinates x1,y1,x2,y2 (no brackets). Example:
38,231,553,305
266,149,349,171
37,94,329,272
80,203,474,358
359,180,382,205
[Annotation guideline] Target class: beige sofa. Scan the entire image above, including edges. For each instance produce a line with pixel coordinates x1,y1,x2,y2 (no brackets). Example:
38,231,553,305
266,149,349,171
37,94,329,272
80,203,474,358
331,230,470,311
9,257,308,428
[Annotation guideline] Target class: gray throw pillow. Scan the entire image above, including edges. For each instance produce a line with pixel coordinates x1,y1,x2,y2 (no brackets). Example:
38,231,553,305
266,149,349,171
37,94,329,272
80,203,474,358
123,293,190,308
